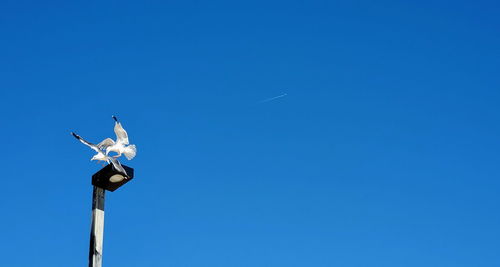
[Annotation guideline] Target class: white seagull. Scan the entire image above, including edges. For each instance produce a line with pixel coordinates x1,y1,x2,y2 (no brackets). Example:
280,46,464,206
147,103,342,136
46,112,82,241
71,132,128,177
106,116,137,160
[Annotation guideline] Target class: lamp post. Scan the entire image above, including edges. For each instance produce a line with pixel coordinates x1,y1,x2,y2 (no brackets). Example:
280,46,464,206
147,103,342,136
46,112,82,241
88,164,134,267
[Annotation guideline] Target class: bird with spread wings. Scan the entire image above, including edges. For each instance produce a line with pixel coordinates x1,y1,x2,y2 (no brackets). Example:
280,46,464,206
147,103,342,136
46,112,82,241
105,116,137,160
71,132,128,177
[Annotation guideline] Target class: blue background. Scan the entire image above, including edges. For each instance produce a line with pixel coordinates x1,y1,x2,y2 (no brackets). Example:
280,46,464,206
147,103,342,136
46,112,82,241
1,1,499,266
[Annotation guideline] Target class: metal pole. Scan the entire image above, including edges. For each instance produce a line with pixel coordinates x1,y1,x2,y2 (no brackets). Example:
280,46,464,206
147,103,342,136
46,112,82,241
89,186,105,267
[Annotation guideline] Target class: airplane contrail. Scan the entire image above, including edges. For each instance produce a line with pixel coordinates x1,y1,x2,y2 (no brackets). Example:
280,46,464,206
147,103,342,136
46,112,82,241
258,93,288,103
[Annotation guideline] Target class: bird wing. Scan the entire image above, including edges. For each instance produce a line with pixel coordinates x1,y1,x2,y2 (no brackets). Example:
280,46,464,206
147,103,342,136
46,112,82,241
114,122,129,145
107,157,128,177
72,132,101,153
97,138,115,150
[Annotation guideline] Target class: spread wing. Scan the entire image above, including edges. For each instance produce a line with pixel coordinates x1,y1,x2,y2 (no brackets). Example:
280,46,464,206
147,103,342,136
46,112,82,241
108,157,128,177
71,132,101,153
114,121,129,145
97,138,115,150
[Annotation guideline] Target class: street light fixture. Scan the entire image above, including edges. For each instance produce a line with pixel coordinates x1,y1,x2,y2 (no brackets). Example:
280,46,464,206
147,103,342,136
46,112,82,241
92,164,135,192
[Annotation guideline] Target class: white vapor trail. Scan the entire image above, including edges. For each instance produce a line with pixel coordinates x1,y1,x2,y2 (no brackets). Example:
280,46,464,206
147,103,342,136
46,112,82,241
258,93,288,103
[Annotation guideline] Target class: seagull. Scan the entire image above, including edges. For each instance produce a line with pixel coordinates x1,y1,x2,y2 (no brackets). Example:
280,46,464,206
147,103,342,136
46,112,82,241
105,116,137,160
71,132,128,177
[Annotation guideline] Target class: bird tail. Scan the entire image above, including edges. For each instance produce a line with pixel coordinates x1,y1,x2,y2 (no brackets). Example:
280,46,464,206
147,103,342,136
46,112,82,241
123,144,137,160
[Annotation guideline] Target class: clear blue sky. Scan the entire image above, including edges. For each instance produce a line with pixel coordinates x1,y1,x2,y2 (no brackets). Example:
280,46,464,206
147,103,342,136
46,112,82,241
1,1,499,266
